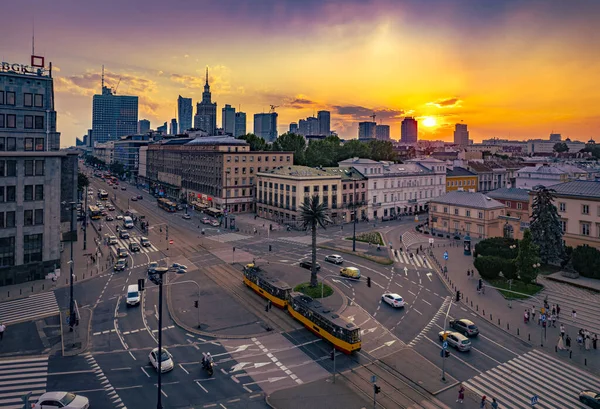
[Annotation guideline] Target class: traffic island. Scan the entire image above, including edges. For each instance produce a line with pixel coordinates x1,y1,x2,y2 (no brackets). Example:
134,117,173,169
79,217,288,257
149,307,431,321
60,306,91,356
294,282,333,299
318,241,394,265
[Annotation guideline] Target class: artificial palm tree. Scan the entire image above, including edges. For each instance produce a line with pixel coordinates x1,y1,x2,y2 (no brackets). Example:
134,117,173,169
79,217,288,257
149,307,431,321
300,195,332,288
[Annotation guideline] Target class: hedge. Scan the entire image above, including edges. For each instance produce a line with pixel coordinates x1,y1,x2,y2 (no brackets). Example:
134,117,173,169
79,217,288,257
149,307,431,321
572,245,600,279
474,255,517,280
474,237,519,259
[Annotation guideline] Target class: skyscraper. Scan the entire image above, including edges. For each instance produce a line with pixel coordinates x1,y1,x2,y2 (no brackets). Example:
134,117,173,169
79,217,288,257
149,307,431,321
400,117,418,143
92,80,138,144
234,112,246,137
453,123,469,146
254,113,278,142
157,122,168,134
222,104,236,136
358,121,376,140
170,118,178,135
138,119,150,134
307,116,319,135
317,110,331,135
177,95,192,133
298,119,308,136
289,122,298,134
375,124,390,140
193,67,217,135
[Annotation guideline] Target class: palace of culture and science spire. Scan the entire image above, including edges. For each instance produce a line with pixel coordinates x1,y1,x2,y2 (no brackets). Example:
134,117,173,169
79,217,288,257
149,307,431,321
193,67,217,135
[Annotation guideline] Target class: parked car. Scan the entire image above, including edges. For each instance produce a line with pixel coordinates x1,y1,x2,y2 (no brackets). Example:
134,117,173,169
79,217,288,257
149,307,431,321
381,293,405,308
182,214,191,220
149,347,174,373
324,254,344,264
299,261,321,271
438,331,472,352
31,392,90,409
449,318,479,337
579,390,600,408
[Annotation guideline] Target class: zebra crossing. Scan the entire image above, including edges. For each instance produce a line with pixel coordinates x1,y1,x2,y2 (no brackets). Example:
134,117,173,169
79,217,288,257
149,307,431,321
464,349,600,409
0,292,59,325
108,236,159,256
392,251,433,269
0,356,48,408
207,232,251,243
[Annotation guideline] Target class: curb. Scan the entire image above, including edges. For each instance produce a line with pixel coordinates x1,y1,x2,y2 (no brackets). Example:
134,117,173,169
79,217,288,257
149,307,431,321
317,244,394,266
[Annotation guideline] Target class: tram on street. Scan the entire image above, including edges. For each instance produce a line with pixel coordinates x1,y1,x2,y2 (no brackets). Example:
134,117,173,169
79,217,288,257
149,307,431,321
157,198,177,212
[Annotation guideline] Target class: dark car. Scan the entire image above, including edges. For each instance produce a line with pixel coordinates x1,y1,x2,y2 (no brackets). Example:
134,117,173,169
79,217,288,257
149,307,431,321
299,261,321,271
449,318,479,337
137,195,143,200
580,390,600,409
114,258,128,271
117,247,128,259
129,242,140,252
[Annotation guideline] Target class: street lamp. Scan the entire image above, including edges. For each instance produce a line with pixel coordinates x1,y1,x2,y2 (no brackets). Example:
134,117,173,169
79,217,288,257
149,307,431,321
63,201,78,331
352,181,357,252
224,170,230,228
148,266,168,409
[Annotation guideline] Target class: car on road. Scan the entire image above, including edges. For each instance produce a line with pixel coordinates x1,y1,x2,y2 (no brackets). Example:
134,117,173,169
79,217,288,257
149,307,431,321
579,390,600,408
113,185,118,189
381,293,405,308
126,284,140,307
449,318,479,337
105,215,114,221
108,235,118,245
114,258,128,271
116,215,124,220
32,391,90,409
121,186,126,190
299,260,321,271
148,262,158,274
182,213,191,219
117,247,128,258
149,347,174,373
131,196,138,201
119,230,130,239
101,210,108,216
438,331,472,352
202,217,210,224
129,242,140,252
325,254,344,264
137,195,143,200
107,205,115,211
340,266,361,278
210,220,220,227
97,204,104,210
141,237,151,247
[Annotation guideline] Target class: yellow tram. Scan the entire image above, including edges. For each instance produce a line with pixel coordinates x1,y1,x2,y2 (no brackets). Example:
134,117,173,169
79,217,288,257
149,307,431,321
242,264,362,354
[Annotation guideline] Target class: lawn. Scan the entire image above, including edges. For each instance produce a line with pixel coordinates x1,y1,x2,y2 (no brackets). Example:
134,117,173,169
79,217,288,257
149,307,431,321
487,278,543,300
294,282,333,299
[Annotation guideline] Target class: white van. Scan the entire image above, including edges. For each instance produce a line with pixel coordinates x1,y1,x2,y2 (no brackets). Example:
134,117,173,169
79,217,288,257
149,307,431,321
123,216,134,229
126,284,140,307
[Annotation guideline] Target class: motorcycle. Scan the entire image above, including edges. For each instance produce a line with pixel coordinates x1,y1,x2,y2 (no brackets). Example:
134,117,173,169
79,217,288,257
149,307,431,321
202,359,214,376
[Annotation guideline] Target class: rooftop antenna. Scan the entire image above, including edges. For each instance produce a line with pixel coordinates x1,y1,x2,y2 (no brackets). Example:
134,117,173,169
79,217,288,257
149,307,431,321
371,113,376,123
101,65,105,90
32,13,35,55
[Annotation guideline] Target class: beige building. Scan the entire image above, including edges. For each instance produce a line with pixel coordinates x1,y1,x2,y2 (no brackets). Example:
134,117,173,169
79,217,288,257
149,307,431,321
256,166,343,226
429,191,511,239
550,180,600,249
92,141,115,165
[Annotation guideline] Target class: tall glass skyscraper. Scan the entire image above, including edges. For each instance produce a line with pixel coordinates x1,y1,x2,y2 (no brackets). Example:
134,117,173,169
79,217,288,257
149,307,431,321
177,95,192,133
92,86,138,144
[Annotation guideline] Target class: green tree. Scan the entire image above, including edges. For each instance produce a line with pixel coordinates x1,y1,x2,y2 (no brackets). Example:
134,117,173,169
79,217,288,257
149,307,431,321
77,172,90,193
272,133,306,165
339,139,370,161
110,162,126,176
300,195,332,287
514,229,541,283
237,133,267,151
305,136,342,167
529,186,565,264
553,142,569,153
367,140,396,161
571,245,600,279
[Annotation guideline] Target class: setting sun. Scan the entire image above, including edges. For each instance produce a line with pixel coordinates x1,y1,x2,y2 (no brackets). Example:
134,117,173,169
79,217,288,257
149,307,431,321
422,117,437,127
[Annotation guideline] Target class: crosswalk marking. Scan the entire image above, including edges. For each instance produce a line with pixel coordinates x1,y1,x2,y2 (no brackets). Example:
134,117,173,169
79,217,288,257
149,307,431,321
464,349,600,409
393,252,432,269
109,236,159,256
0,292,59,325
0,356,48,408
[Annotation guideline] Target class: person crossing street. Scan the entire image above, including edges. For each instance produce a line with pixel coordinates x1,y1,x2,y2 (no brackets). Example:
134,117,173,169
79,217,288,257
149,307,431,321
0,322,5,340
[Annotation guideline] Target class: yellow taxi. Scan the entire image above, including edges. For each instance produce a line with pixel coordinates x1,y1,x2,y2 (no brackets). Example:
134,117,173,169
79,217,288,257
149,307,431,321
340,266,361,279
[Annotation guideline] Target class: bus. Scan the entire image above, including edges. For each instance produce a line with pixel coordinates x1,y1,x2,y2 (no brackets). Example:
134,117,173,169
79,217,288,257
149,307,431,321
157,198,177,212
88,205,102,220
98,190,109,200
205,207,223,218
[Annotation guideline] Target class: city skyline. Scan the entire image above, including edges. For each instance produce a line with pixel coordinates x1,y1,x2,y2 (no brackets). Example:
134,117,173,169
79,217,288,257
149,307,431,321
3,0,600,147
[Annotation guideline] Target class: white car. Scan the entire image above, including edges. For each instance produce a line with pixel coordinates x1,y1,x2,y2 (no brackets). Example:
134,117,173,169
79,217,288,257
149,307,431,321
382,293,405,308
32,392,89,409
116,215,124,220
210,220,220,227
325,254,344,264
202,217,210,224
149,347,174,373
182,214,191,220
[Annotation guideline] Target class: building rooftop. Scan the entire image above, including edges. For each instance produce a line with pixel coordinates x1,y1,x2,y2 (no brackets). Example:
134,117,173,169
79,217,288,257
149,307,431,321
447,167,476,177
338,157,380,165
487,187,530,202
322,167,366,181
258,165,340,178
467,161,493,173
185,135,248,146
431,191,506,209
549,180,600,199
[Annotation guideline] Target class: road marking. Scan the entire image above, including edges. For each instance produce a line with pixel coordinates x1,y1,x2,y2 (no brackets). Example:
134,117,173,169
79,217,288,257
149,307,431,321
141,367,150,378
250,394,262,399
128,351,136,360
228,399,240,403
161,389,168,397
179,364,189,374
421,299,432,306
243,386,253,393
412,308,422,315
195,381,208,393
408,290,416,296
111,367,131,371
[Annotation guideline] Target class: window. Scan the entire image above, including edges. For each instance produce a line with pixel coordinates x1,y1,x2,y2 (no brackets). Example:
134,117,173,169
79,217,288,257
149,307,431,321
506,201,511,208
34,94,43,107
478,211,483,219
35,160,44,176
443,207,448,213
0,187,3,202
6,92,15,105
454,208,459,215
517,202,523,210
24,185,33,201
35,185,44,200
323,185,328,192
24,93,33,107
23,234,43,264
466,210,471,217
0,91,3,104
304,186,309,193
454,221,459,230
5,211,15,228
25,138,34,151
373,195,377,204
24,210,34,226
313,185,319,192
7,137,15,151
35,116,44,129
35,138,44,151
6,114,16,128
465,223,471,232
560,220,567,233
0,114,4,128
582,204,589,215
559,202,566,212
477,225,484,235
0,236,15,267
6,186,15,202
25,160,34,176
581,222,590,236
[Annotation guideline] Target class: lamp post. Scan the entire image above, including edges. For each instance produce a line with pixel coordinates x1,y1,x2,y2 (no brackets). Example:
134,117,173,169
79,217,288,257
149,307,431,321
352,181,357,252
83,186,88,250
65,201,78,331
441,300,452,381
224,170,230,228
149,267,168,409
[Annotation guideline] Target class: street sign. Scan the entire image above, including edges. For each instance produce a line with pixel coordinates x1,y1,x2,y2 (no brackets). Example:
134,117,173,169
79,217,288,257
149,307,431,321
443,251,449,260
541,314,546,322
371,375,377,383
531,395,539,406
442,341,448,349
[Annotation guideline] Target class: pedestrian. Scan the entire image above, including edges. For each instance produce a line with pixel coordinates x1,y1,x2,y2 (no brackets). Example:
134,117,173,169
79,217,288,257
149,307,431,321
457,386,465,403
557,335,565,350
0,322,5,340
480,395,487,409
585,332,591,351
538,313,542,326
524,310,529,324
552,305,556,316
593,334,598,350
556,304,560,318
560,324,565,338
551,313,556,327
467,270,471,279
491,398,499,409
530,306,536,322
566,335,572,349
572,310,577,319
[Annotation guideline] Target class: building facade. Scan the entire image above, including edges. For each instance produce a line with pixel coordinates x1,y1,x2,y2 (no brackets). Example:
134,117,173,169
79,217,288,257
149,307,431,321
375,125,390,140
358,122,376,140
254,113,278,142
454,123,469,146
169,118,178,135
515,163,590,190
92,141,115,164
177,95,192,133
234,112,246,137
401,117,418,143
92,86,138,144
324,167,368,222
318,110,330,135
446,167,478,192
487,187,530,239
113,134,152,181
138,119,150,134
222,104,235,136
289,122,298,134
0,59,78,286
193,68,217,135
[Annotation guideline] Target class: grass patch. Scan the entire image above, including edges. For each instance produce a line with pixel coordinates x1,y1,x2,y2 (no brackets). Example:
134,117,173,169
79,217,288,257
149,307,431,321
345,231,384,246
487,278,543,300
318,244,394,265
294,282,333,299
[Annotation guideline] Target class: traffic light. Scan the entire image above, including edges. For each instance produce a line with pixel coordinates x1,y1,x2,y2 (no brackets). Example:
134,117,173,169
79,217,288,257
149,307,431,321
330,351,335,360
269,245,272,252
233,246,236,252
138,278,145,292
160,227,162,233
456,290,461,302
194,300,199,308
374,384,381,394
367,277,371,287
444,350,450,358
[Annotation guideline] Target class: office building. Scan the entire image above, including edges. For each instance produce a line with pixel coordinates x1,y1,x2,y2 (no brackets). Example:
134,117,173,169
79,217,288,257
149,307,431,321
234,112,246,137
254,112,278,142
177,95,192,133
549,133,562,142
92,81,138,144
0,57,78,286
156,122,168,134
375,125,390,140
138,119,150,134
454,123,469,146
318,111,331,135
222,104,236,136
358,121,376,140
92,141,114,164
298,119,308,136
193,68,217,135
401,117,418,143
113,134,152,182
170,118,178,135
306,117,319,136
289,122,298,134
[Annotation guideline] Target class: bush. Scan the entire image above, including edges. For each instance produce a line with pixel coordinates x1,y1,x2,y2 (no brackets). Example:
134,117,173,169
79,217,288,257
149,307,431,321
352,231,384,245
474,255,516,280
572,245,600,279
474,237,519,259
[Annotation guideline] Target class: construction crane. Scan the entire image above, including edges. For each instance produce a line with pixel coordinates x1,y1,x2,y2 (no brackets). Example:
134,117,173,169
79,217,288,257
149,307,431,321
370,113,376,123
269,105,279,113
113,77,122,94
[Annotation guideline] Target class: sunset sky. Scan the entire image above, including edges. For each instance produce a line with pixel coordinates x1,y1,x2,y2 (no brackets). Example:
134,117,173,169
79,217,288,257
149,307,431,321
3,0,600,147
